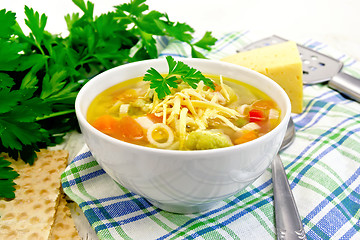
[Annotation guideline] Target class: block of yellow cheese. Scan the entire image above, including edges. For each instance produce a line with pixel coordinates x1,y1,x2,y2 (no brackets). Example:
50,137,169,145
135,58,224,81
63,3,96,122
221,41,303,113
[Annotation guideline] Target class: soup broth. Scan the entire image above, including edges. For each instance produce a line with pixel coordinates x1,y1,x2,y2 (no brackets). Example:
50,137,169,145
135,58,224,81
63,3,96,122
87,75,281,150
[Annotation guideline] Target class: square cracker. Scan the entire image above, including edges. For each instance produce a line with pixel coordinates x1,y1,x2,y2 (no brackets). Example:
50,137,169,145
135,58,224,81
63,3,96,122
49,193,80,240
0,150,68,240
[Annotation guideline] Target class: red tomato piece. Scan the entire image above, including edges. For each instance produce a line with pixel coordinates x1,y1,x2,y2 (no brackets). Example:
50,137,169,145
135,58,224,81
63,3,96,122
249,109,266,122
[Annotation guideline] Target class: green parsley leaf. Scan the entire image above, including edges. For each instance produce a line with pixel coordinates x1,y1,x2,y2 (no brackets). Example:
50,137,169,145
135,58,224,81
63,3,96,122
163,21,194,43
116,0,148,18
143,56,215,99
0,73,15,88
0,39,23,71
0,157,19,199
191,46,207,59
0,86,51,152
72,0,94,17
0,9,16,38
189,31,218,58
193,31,218,50
24,6,48,54
137,11,165,35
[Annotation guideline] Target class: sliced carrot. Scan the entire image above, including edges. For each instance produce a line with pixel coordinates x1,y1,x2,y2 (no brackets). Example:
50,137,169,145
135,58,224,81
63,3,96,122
115,116,144,142
234,131,258,145
92,115,119,135
147,113,163,123
92,115,144,142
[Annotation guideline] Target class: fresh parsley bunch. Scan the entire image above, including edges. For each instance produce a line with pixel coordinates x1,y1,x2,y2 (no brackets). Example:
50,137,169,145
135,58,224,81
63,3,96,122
0,0,217,198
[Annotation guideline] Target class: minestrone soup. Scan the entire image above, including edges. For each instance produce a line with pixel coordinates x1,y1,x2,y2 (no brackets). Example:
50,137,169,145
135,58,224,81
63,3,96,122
87,75,281,150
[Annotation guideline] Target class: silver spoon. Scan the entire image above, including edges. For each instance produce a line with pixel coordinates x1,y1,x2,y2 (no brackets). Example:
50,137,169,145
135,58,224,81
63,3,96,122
272,117,307,239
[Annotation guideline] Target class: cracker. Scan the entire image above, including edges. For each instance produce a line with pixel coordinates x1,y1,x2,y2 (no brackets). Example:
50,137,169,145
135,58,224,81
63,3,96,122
49,193,80,240
0,149,68,240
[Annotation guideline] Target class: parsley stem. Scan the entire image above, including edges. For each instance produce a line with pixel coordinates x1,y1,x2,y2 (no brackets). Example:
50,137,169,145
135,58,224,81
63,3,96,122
36,109,75,121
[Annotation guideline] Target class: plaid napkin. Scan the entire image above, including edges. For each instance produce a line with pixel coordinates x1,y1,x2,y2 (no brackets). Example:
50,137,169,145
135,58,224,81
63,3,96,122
61,31,360,240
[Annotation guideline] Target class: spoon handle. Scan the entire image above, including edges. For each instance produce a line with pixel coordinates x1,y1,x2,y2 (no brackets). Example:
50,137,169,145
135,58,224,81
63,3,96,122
272,154,307,240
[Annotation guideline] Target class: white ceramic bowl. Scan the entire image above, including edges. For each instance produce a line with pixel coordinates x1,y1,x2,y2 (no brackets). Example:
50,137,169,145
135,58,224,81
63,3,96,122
75,58,291,214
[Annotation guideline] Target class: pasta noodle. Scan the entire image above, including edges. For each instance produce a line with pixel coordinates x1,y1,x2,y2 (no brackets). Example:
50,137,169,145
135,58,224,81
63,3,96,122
147,123,174,148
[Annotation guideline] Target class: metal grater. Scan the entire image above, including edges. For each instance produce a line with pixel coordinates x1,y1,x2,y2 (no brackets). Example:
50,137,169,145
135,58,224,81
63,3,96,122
240,35,360,102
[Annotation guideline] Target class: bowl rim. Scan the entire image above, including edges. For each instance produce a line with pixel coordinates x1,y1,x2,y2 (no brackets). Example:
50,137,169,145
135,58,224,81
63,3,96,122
75,57,291,157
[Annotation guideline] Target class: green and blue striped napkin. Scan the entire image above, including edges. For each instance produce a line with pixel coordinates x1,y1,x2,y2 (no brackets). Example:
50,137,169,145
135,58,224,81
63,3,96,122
61,31,360,240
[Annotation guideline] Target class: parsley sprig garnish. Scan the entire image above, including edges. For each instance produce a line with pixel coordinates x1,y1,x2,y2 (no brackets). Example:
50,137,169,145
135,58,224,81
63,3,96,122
0,0,217,198
143,56,216,99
